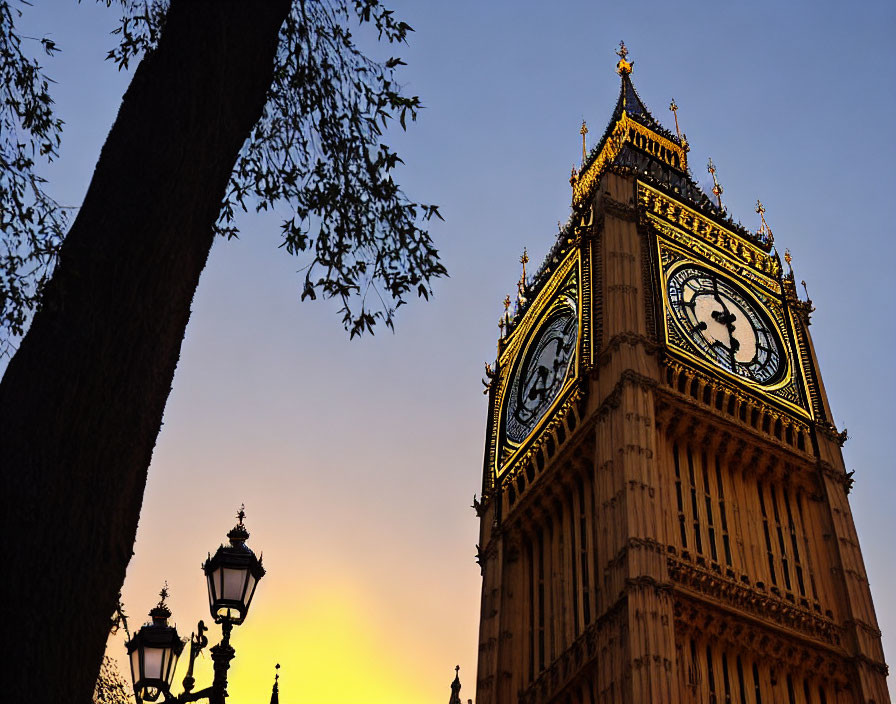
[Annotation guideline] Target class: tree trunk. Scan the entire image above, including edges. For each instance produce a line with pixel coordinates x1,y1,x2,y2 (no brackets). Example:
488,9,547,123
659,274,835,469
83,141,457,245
1,2,289,701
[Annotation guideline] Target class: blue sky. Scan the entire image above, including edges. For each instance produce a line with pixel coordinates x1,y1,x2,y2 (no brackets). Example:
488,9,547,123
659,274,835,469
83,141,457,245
9,1,896,700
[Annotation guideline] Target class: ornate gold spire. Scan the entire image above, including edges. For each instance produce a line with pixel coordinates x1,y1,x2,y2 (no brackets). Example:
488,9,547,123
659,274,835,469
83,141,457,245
615,40,633,76
579,120,589,164
669,98,681,141
755,199,774,246
707,157,724,209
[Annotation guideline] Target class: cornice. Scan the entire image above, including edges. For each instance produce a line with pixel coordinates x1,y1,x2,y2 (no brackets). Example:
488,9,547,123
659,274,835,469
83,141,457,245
673,595,851,687
668,554,841,648
594,332,661,372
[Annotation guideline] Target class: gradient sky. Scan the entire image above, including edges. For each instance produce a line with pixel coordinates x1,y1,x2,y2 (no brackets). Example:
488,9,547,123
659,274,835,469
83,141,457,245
9,1,896,702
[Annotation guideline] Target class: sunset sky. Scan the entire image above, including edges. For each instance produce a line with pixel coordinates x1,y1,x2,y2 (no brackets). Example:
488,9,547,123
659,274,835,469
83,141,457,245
9,1,896,702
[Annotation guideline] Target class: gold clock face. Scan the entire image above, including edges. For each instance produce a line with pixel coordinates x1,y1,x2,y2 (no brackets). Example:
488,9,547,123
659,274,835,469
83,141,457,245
667,265,784,385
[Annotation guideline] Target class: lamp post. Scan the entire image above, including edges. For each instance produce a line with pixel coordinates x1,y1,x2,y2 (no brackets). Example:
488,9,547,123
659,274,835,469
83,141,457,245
125,507,266,704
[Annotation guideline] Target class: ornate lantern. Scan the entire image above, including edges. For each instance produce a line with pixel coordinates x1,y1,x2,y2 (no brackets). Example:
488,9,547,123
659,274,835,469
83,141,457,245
125,586,185,702
203,506,265,625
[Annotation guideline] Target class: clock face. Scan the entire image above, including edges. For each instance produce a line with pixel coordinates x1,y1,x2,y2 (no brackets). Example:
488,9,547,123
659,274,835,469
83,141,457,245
667,265,784,385
504,302,577,445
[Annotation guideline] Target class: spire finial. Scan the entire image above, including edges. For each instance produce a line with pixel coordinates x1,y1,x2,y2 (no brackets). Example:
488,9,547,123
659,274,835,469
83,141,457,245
707,158,724,209
669,99,681,141
499,294,511,339
755,199,774,246
449,666,462,704
236,503,246,526
615,40,633,76
270,663,281,704
579,120,589,164
517,249,529,306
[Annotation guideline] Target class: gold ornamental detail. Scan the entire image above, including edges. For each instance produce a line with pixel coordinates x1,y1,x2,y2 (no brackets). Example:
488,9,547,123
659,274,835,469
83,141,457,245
499,383,583,484
638,183,781,280
498,248,579,365
572,112,686,207
650,217,781,295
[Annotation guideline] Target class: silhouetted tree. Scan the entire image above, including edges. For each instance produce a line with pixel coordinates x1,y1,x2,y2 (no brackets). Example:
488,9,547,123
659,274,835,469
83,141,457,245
0,2,444,702
93,657,133,704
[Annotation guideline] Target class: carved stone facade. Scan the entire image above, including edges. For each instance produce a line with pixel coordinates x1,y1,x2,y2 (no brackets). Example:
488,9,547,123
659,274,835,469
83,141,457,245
474,58,888,704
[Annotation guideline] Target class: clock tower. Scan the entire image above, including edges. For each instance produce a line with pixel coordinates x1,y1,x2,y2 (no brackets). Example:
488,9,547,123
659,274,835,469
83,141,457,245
474,45,889,704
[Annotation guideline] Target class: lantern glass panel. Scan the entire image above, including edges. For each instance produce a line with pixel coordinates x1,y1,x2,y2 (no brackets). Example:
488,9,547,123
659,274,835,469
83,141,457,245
222,567,246,601
165,650,180,685
207,569,217,607
144,646,164,681
245,572,257,606
130,649,140,687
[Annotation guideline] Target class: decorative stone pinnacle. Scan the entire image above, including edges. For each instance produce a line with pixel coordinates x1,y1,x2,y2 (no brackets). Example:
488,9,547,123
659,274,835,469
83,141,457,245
669,99,681,140
755,199,774,246
707,158,724,208
517,249,529,305
236,503,246,526
615,40,633,75
579,120,588,164
503,294,511,312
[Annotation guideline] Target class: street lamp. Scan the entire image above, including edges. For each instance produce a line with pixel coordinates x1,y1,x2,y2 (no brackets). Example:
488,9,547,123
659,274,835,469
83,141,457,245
125,585,185,702
203,506,265,625
125,507,265,704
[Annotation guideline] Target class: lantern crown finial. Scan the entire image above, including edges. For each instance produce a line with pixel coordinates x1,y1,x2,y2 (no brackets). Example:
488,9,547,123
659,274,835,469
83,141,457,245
149,582,172,624
228,504,250,546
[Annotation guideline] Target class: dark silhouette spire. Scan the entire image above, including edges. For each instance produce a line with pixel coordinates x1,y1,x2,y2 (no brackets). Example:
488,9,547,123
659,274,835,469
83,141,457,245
269,663,280,704
448,665,462,704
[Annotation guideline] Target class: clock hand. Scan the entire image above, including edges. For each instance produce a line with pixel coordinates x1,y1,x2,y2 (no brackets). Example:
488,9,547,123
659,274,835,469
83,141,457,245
710,278,740,355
